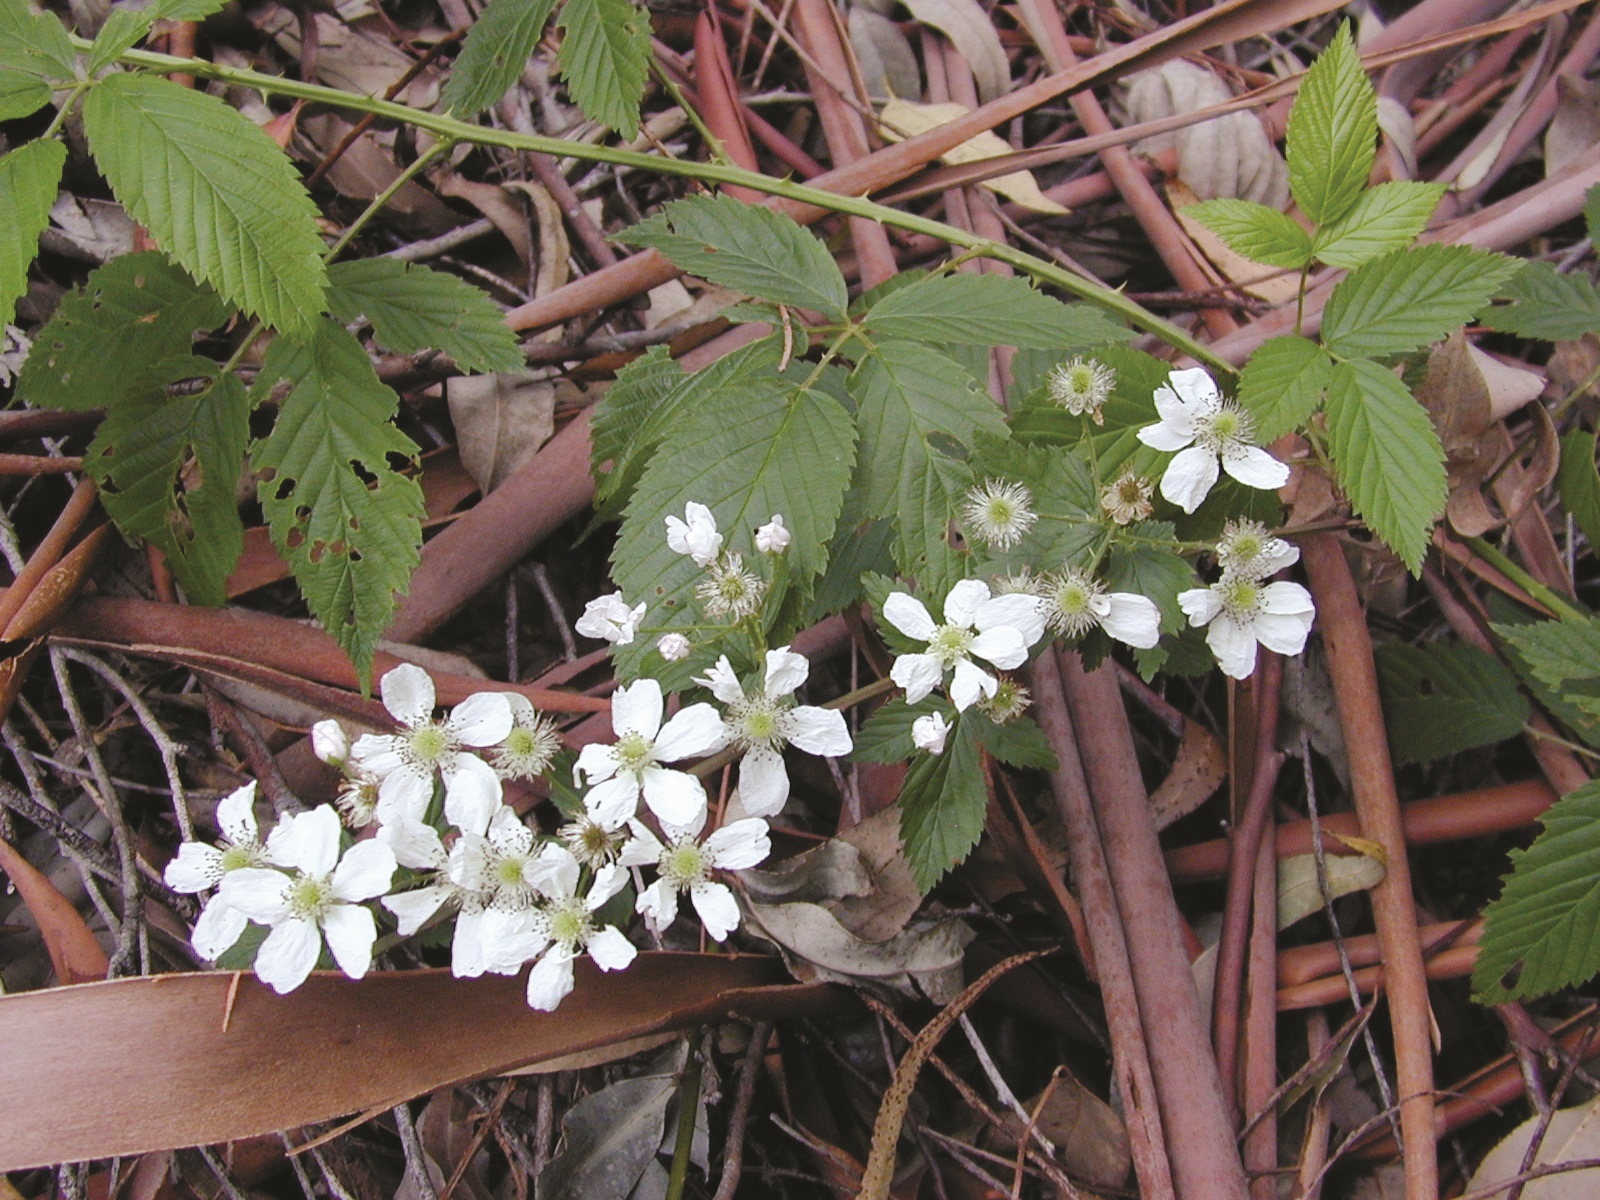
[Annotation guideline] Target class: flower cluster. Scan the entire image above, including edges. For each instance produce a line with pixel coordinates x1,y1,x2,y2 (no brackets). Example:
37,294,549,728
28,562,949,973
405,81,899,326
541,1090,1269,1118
1179,519,1315,679
1137,367,1289,513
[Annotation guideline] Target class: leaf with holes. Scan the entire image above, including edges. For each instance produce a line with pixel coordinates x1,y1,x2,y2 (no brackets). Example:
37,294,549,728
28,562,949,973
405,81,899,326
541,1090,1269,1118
327,259,521,374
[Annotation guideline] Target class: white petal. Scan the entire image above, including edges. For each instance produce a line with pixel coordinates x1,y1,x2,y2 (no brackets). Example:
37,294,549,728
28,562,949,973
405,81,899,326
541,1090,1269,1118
618,821,664,868
1160,446,1221,514
1260,580,1315,617
487,803,533,852
574,742,620,786
975,594,1046,645
891,653,944,704
640,766,709,828
912,712,950,754
1136,418,1195,453
786,706,851,757
587,864,629,909
762,647,809,698
377,820,445,870
448,691,515,746
1251,610,1315,657
1099,593,1162,649
942,578,992,627
380,663,435,728
479,908,548,974
1167,366,1221,408
690,881,741,941
705,818,771,870
382,886,451,936
526,948,576,1011
1221,444,1290,491
584,776,642,828
450,908,487,978
310,720,350,766
443,754,504,835
1206,615,1261,680
533,843,581,901
637,878,680,928
218,867,292,923
970,626,1028,670
321,904,377,979
281,806,344,877
216,783,260,845
165,842,225,893
1178,587,1224,627
612,678,664,739
737,745,790,817
1259,540,1300,575
587,926,637,971
332,838,397,902
373,768,433,827
191,897,249,961
694,656,745,705
949,659,998,712
883,592,936,641
654,703,729,760
254,918,322,994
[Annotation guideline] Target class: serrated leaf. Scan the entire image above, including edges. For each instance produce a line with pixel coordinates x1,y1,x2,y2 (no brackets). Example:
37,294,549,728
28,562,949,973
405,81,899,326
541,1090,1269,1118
1375,641,1529,765
1559,431,1600,551
89,7,157,75
1237,334,1330,442
1496,616,1600,749
1102,529,1192,636
860,273,1129,349
251,320,425,687
1482,261,1600,341
850,340,1007,592
0,138,64,324
1286,23,1374,226
441,0,557,116
1311,181,1444,268
1321,244,1519,360
0,68,51,120
1474,779,1600,1003
899,713,986,892
591,343,678,492
1324,358,1445,574
1185,198,1312,269
150,0,230,16
82,73,328,337
0,0,76,82
852,697,939,764
556,0,651,138
89,367,249,606
20,252,229,411
327,259,520,374
970,714,1056,769
1009,344,1171,481
619,195,847,318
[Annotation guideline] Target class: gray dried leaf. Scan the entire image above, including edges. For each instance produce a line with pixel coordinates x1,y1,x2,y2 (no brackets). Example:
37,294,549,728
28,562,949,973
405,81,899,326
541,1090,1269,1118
848,8,921,102
899,0,1009,101
448,372,556,493
536,1075,675,1200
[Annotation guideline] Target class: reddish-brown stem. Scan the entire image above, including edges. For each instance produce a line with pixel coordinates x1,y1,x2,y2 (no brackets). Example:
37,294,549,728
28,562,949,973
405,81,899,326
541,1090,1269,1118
0,478,98,636
1243,832,1278,1200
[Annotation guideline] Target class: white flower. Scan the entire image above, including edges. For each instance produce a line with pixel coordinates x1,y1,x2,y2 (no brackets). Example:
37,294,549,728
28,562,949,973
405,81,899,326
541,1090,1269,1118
574,677,726,828
1100,472,1154,526
560,812,628,866
624,813,770,941
348,664,513,836
378,819,491,976
696,552,766,620
1047,356,1116,421
695,648,852,817
164,782,268,961
1215,519,1299,582
883,580,1047,712
1136,367,1289,513
912,712,951,755
492,694,562,781
960,480,1038,550
1178,576,1315,680
665,501,723,567
576,591,646,645
451,804,549,914
657,632,692,662
311,720,350,767
523,845,636,1011
218,805,396,993
1043,567,1162,648
755,515,791,554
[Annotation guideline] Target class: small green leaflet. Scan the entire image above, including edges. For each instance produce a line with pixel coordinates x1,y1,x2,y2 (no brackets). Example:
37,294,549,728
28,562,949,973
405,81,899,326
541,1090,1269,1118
441,0,558,116
1102,530,1192,638
1474,780,1600,1004
0,69,51,121
1186,199,1312,270
1310,181,1444,268
621,195,848,318
1323,358,1445,575
89,367,250,606
971,714,1056,770
1374,641,1528,766
89,7,158,76
1236,334,1330,443
1558,431,1600,552
852,697,941,763
557,0,651,139
1493,617,1600,739
899,712,987,892
1320,244,1518,360
326,259,521,374
1285,23,1374,227
1483,261,1600,341
251,320,425,688
0,0,76,82
589,344,679,504
20,253,230,411
0,138,64,324
859,273,1130,349
82,74,328,338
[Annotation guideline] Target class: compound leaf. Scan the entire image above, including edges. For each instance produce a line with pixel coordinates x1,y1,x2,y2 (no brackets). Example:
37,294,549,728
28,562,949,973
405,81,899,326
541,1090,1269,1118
327,259,521,373
1311,181,1444,268
1321,244,1518,360
441,0,558,116
1236,334,1330,443
1186,198,1312,269
1483,261,1600,342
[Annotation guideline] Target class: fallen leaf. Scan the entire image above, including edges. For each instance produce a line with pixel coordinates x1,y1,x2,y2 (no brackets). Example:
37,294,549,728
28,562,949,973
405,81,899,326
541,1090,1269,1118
48,195,135,263
536,1073,674,1200
1546,75,1600,178
898,0,1009,101
1150,718,1227,829
1277,849,1386,930
877,99,1067,215
848,8,921,102
448,372,557,493
0,836,108,985
745,899,972,999
989,1070,1130,1189
257,11,441,106
1467,1097,1600,1198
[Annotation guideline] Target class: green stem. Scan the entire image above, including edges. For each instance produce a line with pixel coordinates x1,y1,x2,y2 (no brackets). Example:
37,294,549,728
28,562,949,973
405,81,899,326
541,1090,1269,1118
92,40,1231,374
664,1039,703,1200
322,137,457,264
1462,535,1588,622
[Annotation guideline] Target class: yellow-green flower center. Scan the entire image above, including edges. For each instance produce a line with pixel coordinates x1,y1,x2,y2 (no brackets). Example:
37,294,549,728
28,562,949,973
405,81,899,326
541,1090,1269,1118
930,624,975,666
613,731,656,773
287,874,333,920
1220,578,1261,614
660,842,708,887
219,844,257,873
547,901,592,948
408,723,452,767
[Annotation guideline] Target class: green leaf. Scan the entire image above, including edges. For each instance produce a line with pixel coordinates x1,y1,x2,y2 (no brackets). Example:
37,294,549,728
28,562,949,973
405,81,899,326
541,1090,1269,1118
327,259,520,373
1323,358,1445,574
1310,181,1444,268
1559,431,1600,552
0,68,51,120
1236,334,1331,442
964,432,1099,572
556,0,651,139
1186,199,1312,269
620,195,847,318
1586,183,1600,244
82,73,328,337
150,0,231,17
1375,641,1529,765
590,344,679,500
850,340,1008,592
1285,22,1374,226
89,7,157,75
251,320,425,687
1321,244,1519,360
89,367,249,605
1494,617,1600,743
1010,344,1171,482
852,697,938,764
0,0,76,82
860,273,1130,349
441,0,558,116
1101,527,1192,637
1482,261,1600,341
1474,780,1600,1003
899,713,986,892
970,713,1056,770
20,252,229,411
0,138,64,324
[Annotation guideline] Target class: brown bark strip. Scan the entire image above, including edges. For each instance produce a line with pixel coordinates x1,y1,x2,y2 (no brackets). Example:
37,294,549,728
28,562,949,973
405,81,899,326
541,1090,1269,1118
1244,832,1279,1200
1299,533,1437,1200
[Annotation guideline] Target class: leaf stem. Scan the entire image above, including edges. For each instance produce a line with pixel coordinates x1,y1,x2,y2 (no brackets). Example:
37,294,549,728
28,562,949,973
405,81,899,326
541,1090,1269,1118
322,138,457,265
664,1038,703,1200
1461,535,1589,622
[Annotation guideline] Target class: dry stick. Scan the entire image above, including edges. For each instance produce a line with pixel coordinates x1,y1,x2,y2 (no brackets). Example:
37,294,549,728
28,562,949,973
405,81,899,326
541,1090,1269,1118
0,477,97,636
1031,649,1177,1200
712,1021,773,1200
694,10,764,205
1299,533,1437,1200
1057,652,1249,1200
1243,832,1279,1200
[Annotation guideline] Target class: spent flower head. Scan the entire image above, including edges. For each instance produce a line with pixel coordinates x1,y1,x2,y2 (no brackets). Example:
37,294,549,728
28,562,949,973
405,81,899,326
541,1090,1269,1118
696,551,765,620
1136,367,1288,513
961,479,1038,550
1047,356,1116,422
492,694,562,781
977,678,1031,724
1100,472,1154,526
